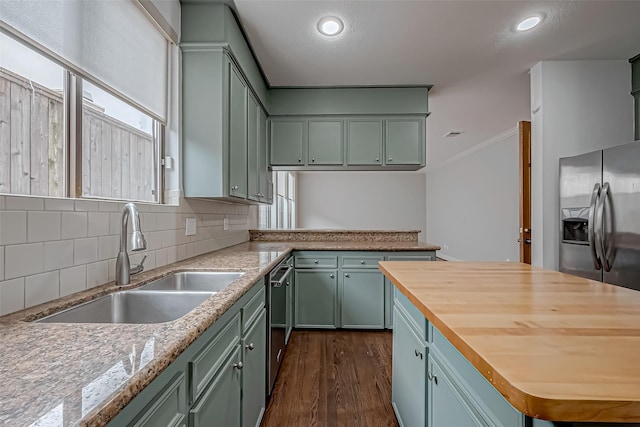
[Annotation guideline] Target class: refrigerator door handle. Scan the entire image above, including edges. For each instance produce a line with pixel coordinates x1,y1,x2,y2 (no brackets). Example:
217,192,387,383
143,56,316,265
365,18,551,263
588,183,602,270
596,182,612,272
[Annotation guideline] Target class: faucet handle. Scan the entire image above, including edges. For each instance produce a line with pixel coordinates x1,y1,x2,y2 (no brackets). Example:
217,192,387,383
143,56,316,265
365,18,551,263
131,254,147,275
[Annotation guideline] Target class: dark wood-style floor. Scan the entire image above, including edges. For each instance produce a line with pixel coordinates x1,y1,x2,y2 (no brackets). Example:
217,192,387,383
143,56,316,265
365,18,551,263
261,330,399,427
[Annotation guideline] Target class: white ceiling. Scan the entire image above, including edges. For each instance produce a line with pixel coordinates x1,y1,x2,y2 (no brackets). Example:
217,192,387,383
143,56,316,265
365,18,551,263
231,0,640,166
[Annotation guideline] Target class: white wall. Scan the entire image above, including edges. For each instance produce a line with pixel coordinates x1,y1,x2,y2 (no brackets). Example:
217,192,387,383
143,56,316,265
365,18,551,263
530,60,634,270
425,129,520,262
296,172,427,240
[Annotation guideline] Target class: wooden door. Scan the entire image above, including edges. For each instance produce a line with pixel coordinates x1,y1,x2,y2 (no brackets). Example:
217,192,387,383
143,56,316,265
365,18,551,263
519,121,532,264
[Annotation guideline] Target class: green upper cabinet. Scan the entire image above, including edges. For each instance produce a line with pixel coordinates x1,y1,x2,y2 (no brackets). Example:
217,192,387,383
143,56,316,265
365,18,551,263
386,118,425,165
270,119,307,166
229,63,248,200
347,119,384,166
247,93,270,203
308,119,344,165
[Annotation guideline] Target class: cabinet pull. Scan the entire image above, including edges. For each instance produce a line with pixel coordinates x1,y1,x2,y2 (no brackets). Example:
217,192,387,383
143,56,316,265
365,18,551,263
312,158,315,162
233,361,243,370
376,157,380,162
329,274,335,278
345,273,350,278
360,260,365,264
298,158,302,163
414,349,423,359
388,158,393,162
245,342,255,351
428,372,437,384
313,259,319,264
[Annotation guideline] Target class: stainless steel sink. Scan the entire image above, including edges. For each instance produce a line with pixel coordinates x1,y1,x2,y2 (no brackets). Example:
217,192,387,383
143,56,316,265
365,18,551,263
37,291,213,324
132,271,244,293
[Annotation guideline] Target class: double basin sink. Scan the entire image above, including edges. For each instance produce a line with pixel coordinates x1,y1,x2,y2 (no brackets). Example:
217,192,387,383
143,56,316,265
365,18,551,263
37,272,244,324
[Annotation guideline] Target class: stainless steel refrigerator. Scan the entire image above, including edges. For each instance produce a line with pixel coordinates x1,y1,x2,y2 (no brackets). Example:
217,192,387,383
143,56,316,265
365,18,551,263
559,141,640,290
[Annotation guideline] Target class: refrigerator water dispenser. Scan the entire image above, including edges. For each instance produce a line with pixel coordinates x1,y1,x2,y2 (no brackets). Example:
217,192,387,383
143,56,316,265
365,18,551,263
561,208,590,244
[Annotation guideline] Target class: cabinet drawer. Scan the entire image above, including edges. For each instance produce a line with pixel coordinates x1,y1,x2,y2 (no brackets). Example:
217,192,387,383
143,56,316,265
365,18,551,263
432,327,523,427
386,252,435,261
242,283,265,333
295,256,338,268
341,255,384,269
394,286,429,341
131,373,187,427
189,313,241,403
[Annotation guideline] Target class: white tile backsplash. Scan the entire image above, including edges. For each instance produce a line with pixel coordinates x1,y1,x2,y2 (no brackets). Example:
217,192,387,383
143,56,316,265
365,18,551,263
0,278,25,315
0,211,27,245
88,212,111,237
5,243,44,279
87,260,109,288
60,265,87,296
61,212,88,239
44,240,74,271
0,195,251,316
28,211,61,242
74,238,98,265
5,196,44,211
25,271,60,308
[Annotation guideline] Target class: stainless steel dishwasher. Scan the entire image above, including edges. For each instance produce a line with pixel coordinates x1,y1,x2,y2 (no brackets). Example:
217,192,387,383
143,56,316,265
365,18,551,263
267,255,294,395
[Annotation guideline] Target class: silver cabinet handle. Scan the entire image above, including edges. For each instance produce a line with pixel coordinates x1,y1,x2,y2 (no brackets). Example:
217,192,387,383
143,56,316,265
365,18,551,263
428,372,438,384
588,183,602,270
245,343,255,351
232,185,239,191
329,274,334,278
376,157,380,162
311,158,315,162
345,273,350,278
298,158,302,163
388,157,393,162
233,361,243,370
414,349,423,359
313,259,319,264
360,260,365,264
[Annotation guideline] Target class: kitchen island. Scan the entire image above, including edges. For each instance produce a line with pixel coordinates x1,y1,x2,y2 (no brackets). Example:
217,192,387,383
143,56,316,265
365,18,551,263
0,235,438,426
379,261,640,425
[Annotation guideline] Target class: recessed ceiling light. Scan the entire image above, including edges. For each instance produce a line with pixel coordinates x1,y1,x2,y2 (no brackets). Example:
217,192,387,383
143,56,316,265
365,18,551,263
317,16,344,36
516,16,542,32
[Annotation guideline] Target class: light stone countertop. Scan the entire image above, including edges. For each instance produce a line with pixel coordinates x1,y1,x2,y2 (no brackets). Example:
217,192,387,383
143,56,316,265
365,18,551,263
0,239,439,426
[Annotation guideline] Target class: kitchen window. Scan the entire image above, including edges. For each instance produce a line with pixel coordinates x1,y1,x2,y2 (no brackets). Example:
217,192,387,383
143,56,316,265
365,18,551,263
259,171,296,229
0,0,170,203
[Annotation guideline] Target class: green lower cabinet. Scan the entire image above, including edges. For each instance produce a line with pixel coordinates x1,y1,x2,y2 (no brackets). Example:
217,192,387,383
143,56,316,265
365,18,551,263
242,309,267,427
341,270,385,328
190,346,242,427
294,270,338,328
429,356,484,427
392,307,427,427
130,373,187,427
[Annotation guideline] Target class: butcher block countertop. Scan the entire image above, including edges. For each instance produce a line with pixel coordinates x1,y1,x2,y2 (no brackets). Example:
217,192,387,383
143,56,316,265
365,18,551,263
378,261,640,423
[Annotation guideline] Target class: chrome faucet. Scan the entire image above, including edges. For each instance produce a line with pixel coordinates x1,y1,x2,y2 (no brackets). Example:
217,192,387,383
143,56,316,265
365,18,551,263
116,203,147,286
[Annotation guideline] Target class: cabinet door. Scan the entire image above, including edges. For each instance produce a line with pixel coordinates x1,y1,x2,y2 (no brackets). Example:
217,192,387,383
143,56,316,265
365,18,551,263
392,308,427,427
294,270,338,328
634,94,639,141
258,108,270,203
308,119,344,165
131,373,187,427
341,270,384,328
190,346,241,427
229,63,248,199
270,119,306,165
346,119,383,165
385,118,424,165
247,93,260,202
429,357,484,427
242,310,267,427
285,267,294,343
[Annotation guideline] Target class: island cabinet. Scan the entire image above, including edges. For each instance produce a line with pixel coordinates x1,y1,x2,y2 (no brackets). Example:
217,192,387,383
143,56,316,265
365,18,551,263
392,286,527,427
632,54,639,140
107,280,267,427
292,251,435,329
270,116,426,170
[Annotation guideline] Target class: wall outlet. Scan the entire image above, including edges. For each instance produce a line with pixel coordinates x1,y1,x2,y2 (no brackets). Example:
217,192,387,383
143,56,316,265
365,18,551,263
223,216,229,231
185,217,196,236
